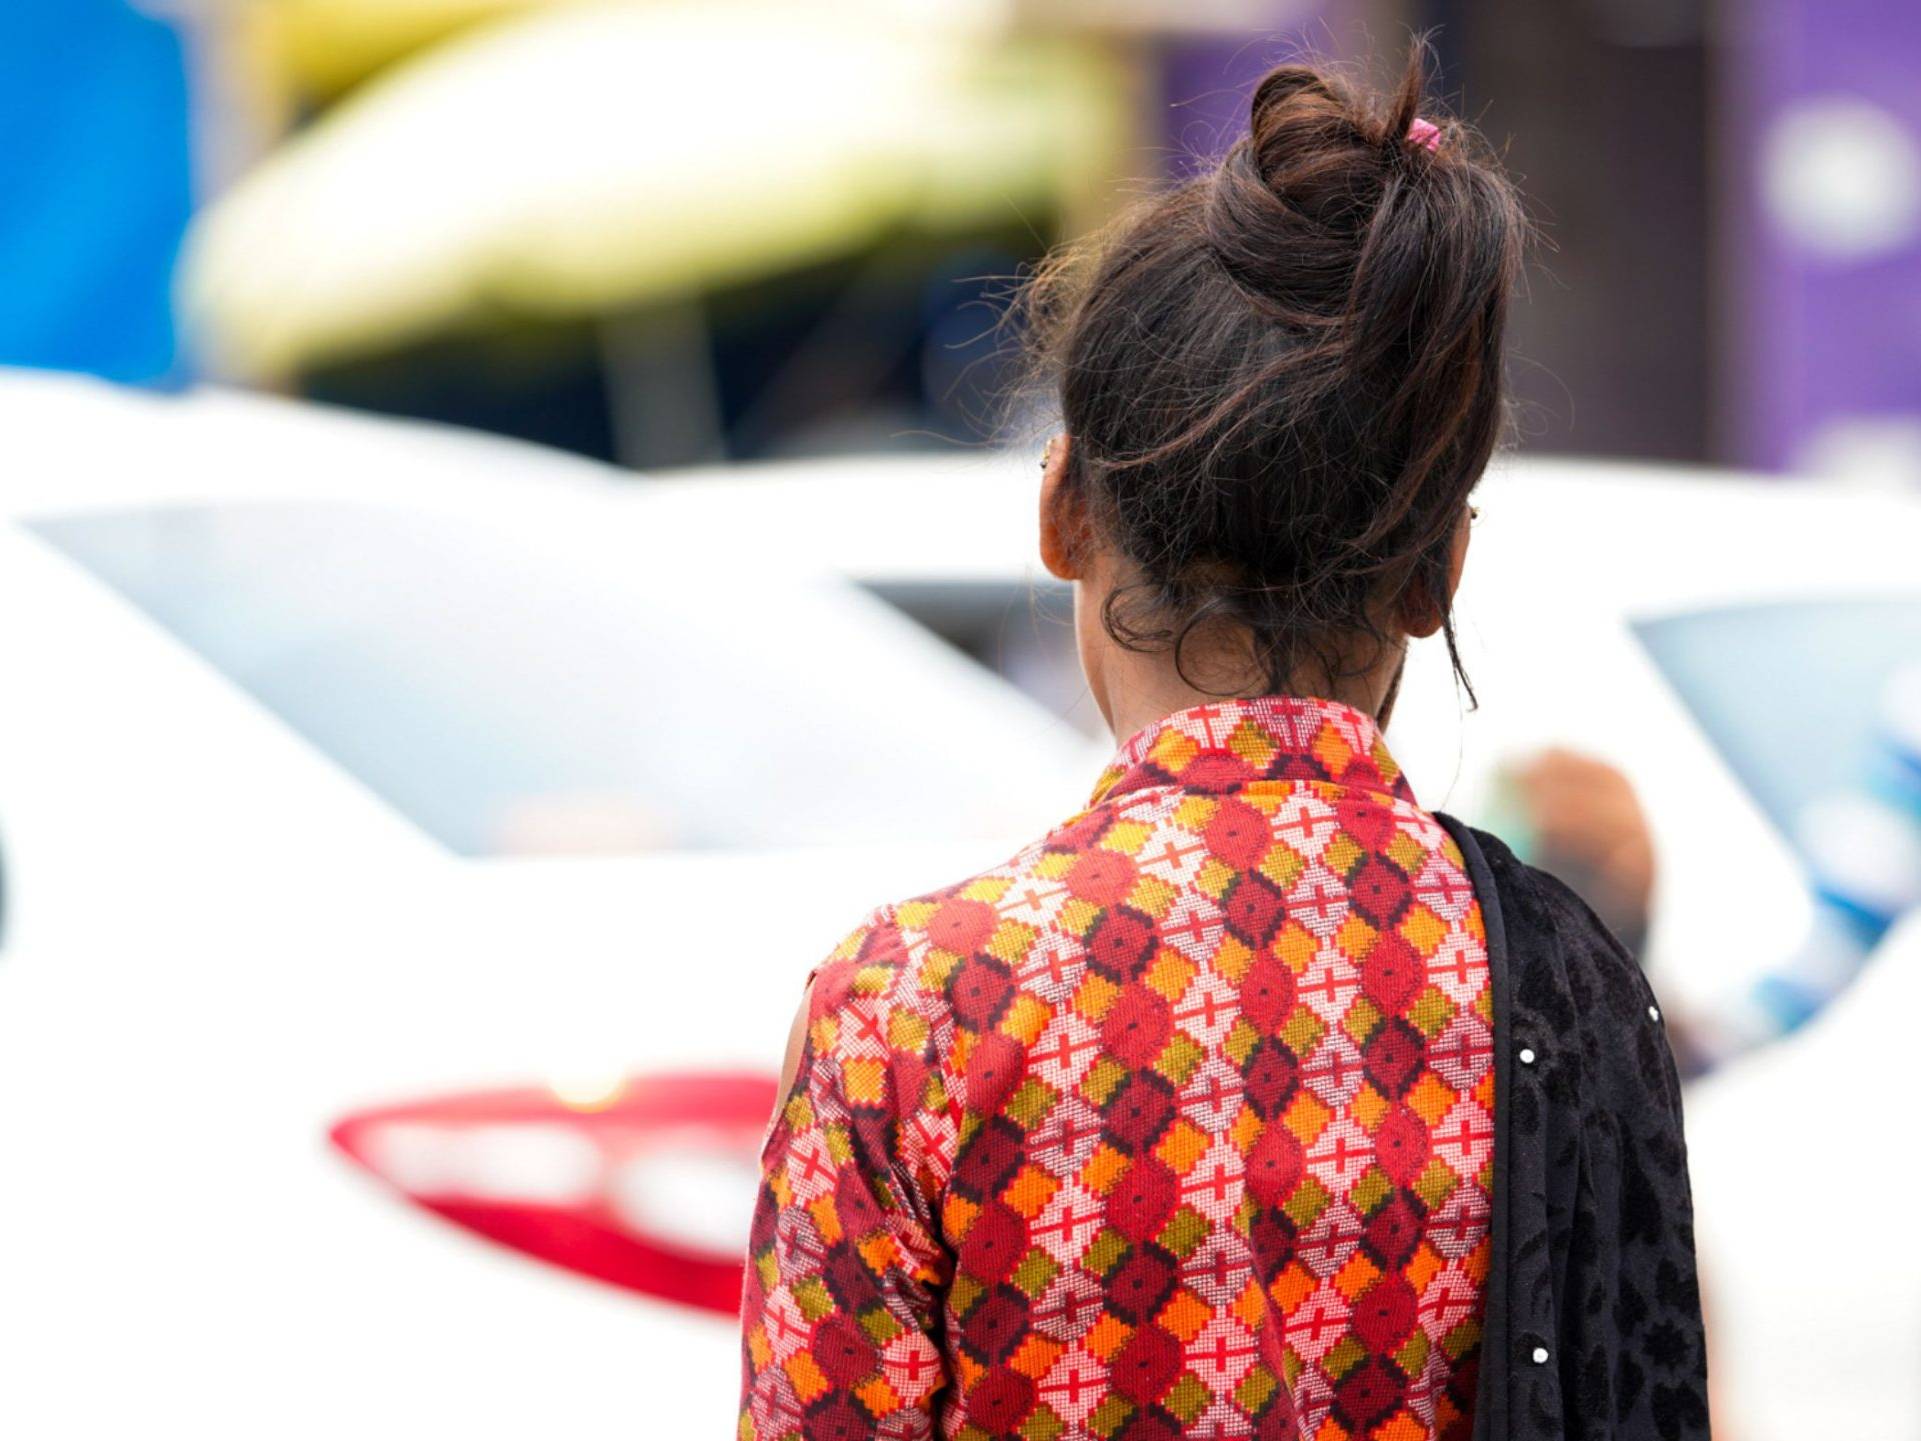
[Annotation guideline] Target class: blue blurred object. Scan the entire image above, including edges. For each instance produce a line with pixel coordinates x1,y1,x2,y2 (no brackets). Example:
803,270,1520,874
0,0,195,384
1636,598,1921,1068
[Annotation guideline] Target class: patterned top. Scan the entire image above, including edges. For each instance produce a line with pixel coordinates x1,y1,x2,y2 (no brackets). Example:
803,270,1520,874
741,696,1494,1441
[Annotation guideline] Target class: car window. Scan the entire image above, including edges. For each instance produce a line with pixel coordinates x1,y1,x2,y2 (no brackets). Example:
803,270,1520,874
1635,597,1921,837
31,501,1079,855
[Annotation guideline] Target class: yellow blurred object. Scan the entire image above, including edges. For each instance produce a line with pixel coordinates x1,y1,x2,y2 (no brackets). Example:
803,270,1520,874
183,2,1128,379
244,0,1028,102
242,0,570,103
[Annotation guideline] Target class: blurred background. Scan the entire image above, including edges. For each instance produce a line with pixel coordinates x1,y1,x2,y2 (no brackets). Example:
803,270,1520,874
1,0,1919,1436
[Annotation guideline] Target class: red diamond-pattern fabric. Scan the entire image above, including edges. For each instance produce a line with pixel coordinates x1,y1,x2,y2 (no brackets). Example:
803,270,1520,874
741,697,1493,1441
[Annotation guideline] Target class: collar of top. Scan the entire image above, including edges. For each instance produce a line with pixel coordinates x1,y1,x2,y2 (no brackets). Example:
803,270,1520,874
1088,695,1416,809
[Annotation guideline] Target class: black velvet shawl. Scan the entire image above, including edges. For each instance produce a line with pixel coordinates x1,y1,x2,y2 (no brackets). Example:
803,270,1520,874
1439,820,1711,1441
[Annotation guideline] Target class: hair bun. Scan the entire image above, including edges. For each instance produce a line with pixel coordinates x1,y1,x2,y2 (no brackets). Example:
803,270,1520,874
1020,42,1524,700
1206,60,1430,309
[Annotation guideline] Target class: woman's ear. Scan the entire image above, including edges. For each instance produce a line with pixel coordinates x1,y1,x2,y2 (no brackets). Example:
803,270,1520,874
1038,435,1085,582
1400,505,1473,638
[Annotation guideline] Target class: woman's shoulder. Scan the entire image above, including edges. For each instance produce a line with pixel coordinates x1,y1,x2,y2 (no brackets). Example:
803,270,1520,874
797,803,1135,1038
1441,816,1683,1114
1435,828,1707,1437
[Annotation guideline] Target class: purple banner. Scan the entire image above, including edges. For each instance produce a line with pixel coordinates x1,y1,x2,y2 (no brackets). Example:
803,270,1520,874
1725,0,1921,477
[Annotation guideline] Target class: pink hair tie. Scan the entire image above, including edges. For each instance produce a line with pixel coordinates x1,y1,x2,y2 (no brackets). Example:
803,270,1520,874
1406,117,1443,152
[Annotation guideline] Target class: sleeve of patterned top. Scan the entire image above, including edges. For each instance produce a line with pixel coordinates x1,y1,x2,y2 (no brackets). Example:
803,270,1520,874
740,908,956,1441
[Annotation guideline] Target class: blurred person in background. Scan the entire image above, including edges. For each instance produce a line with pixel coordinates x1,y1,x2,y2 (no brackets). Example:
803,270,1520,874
739,50,1707,1441
1501,752,1657,961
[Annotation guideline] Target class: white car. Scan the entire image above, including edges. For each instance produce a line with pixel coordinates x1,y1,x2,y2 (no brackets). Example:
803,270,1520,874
3,368,1919,1437
0,370,1095,1439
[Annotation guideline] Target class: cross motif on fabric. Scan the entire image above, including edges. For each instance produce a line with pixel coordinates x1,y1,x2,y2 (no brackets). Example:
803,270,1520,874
741,696,1489,1441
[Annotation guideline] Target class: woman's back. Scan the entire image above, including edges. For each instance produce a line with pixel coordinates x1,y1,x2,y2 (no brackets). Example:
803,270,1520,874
741,696,1492,1438
737,45,1706,1441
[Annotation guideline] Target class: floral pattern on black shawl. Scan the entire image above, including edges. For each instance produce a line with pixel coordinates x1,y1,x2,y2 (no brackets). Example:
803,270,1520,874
1441,821,1710,1441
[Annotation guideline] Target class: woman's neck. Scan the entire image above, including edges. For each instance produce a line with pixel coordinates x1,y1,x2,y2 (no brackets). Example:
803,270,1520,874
1096,645,1406,746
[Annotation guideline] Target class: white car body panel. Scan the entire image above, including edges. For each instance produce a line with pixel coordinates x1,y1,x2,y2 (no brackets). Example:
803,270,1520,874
0,371,1085,1438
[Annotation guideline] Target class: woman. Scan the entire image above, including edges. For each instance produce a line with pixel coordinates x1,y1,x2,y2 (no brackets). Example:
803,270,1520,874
740,52,1707,1441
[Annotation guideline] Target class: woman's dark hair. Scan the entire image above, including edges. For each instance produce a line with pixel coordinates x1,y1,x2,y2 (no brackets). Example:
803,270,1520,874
1024,46,1525,697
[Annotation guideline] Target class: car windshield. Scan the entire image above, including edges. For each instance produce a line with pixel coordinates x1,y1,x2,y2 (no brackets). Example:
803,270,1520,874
30,500,1077,856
